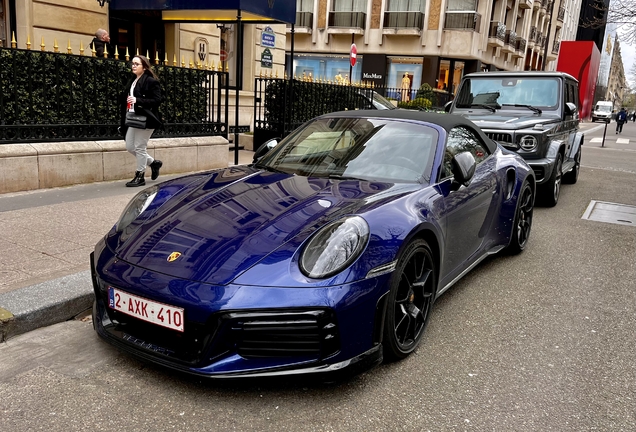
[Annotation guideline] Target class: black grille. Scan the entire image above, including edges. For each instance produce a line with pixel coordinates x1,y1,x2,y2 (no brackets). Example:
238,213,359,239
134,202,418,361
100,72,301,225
486,132,514,144
226,310,340,359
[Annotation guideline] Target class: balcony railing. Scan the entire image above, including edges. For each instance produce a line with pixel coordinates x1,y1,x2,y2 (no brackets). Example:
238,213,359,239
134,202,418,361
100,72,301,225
489,21,506,41
538,35,546,48
444,12,481,31
328,11,366,28
516,38,527,52
505,30,517,47
383,11,425,29
557,6,565,21
546,1,553,15
295,12,314,27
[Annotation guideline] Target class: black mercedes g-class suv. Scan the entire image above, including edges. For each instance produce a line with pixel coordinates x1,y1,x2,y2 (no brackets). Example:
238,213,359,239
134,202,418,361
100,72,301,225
447,71,583,207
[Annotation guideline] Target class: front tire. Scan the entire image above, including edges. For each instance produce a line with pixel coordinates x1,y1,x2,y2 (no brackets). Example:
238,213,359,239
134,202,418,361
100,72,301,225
505,180,534,255
539,153,562,207
383,239,437,361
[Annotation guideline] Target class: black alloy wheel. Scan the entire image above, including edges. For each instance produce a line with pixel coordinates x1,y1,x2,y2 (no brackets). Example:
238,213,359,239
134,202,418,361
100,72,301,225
506,180,534,255
562,148,581,184
383,239,437,361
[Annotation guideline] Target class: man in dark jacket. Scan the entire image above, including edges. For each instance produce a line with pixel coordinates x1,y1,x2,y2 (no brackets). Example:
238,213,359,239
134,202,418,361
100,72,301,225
91,29,110,57
616,107,628,134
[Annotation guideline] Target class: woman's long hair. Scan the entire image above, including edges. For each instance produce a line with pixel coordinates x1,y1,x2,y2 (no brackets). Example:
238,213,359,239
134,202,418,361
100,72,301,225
135,55,159,80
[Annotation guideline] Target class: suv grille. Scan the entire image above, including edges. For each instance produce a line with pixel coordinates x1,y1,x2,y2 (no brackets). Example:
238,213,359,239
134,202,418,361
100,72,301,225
485,132,514,144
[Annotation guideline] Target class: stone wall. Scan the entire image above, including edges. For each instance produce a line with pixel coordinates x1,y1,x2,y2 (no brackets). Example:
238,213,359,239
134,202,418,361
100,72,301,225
0,136,229,194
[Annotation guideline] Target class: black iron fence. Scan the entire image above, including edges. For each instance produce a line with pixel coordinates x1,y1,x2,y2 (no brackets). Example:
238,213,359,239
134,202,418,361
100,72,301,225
0,46,229,144
253,78,453,150
373,86,453,108
254,78,379,149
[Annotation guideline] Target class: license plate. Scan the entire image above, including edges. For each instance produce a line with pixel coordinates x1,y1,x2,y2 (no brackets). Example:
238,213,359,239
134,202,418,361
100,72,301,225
108,287,184,332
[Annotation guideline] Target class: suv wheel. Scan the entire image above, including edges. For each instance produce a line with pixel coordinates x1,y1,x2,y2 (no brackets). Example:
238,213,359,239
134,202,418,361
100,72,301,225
540,153,562,207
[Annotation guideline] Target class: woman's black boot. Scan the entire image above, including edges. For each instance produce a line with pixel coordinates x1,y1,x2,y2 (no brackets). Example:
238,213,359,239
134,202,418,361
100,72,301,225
126,171,146,187
149,160,163,180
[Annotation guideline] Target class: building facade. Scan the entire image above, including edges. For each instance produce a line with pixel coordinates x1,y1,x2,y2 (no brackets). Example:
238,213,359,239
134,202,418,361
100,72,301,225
287,0,583,95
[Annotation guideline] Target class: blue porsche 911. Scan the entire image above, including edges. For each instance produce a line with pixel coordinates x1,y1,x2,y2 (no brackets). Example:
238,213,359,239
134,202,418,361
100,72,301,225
91,110,535,379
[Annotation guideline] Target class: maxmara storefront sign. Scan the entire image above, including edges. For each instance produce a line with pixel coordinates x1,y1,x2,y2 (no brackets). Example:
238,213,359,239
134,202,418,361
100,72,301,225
361,54,387,86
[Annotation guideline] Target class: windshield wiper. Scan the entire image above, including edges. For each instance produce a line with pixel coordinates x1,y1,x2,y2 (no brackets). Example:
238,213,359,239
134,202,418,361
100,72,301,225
502,104,542,114
256,164,288,174
466,103,498,112
328,174,365,181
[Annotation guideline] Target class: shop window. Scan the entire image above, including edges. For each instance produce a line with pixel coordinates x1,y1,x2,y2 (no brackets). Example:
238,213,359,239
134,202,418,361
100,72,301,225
293,53,363,82
453,61,465,94
438,59,450,91
386,57,422,101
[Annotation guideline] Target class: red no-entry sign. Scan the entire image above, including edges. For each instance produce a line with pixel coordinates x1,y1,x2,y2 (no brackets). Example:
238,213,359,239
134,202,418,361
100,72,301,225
350,44,357,67
220,49,228,62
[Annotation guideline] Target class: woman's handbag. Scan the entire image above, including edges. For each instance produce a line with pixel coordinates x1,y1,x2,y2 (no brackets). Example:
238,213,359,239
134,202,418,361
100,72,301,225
125,112,147,129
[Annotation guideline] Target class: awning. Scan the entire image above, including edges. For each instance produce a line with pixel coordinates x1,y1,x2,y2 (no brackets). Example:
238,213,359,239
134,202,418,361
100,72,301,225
109,0,297,24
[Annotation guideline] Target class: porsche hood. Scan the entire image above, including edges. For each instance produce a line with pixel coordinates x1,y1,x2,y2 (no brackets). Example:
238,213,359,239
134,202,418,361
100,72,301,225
111,166,410,285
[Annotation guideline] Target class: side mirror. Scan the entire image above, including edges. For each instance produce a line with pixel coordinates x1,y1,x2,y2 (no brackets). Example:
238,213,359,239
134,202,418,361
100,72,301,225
253,137,280,163
451,151,476,190
444,101,453,113
565,102,577,116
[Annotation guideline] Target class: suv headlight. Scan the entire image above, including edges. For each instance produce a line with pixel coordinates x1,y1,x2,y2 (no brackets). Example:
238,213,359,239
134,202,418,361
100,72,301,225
519,135,538,151
300,216,369,279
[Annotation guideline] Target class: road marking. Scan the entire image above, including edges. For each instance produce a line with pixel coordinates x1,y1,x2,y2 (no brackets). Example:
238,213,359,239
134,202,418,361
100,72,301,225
616,138,630,144
590,138,602,143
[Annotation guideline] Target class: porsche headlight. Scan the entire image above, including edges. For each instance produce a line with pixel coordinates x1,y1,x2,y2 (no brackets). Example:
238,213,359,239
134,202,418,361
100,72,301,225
116,186,159,233
300,216,370,279
519,135,538,151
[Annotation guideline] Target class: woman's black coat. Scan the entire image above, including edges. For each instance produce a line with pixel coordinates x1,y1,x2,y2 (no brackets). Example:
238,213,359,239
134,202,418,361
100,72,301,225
120,70,163,135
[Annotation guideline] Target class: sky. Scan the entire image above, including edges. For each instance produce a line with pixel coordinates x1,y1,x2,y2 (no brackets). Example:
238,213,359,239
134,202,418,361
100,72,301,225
617,24,634,85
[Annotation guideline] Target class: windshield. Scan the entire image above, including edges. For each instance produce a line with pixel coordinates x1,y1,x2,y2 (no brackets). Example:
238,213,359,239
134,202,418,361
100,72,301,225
256,117,438,183
371,92,397,110
455,77,560,109
595,105,611,113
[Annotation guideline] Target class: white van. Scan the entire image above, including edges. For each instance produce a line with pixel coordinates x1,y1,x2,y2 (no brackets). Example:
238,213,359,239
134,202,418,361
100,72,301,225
592,101,613,123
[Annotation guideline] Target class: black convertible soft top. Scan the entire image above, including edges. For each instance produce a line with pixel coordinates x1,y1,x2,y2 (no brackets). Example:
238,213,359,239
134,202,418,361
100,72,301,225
317,110,497,153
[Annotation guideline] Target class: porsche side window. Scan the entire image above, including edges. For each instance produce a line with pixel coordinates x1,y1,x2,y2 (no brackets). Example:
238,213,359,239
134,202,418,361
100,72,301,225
443,127,491,178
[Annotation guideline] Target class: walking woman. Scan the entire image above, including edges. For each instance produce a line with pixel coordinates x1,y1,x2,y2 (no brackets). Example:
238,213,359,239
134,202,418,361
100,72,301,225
120,55,163,187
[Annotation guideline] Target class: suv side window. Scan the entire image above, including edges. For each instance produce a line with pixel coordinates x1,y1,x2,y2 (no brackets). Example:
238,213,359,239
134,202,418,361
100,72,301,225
442,126,491,178
565,81,574,105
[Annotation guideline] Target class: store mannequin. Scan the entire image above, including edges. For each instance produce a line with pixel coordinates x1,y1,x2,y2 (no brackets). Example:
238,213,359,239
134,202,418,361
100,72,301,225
401,73,411,102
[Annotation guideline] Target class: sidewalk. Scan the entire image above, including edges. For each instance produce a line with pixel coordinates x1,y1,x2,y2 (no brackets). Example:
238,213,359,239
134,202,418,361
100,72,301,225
0,149,254,341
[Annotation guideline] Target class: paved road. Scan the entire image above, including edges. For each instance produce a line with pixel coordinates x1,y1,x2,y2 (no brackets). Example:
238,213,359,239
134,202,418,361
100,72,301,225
0,130,635,431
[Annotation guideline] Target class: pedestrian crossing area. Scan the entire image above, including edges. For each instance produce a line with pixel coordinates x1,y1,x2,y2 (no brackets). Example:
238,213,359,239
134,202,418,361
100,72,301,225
590,137,630,144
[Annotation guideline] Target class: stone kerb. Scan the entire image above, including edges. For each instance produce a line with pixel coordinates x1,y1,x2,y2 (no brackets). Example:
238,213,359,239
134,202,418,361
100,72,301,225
0,136,229,194
0,143,39,193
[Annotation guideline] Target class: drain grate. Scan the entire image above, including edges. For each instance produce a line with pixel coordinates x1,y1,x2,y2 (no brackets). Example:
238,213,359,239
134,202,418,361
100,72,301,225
582,201,636,227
